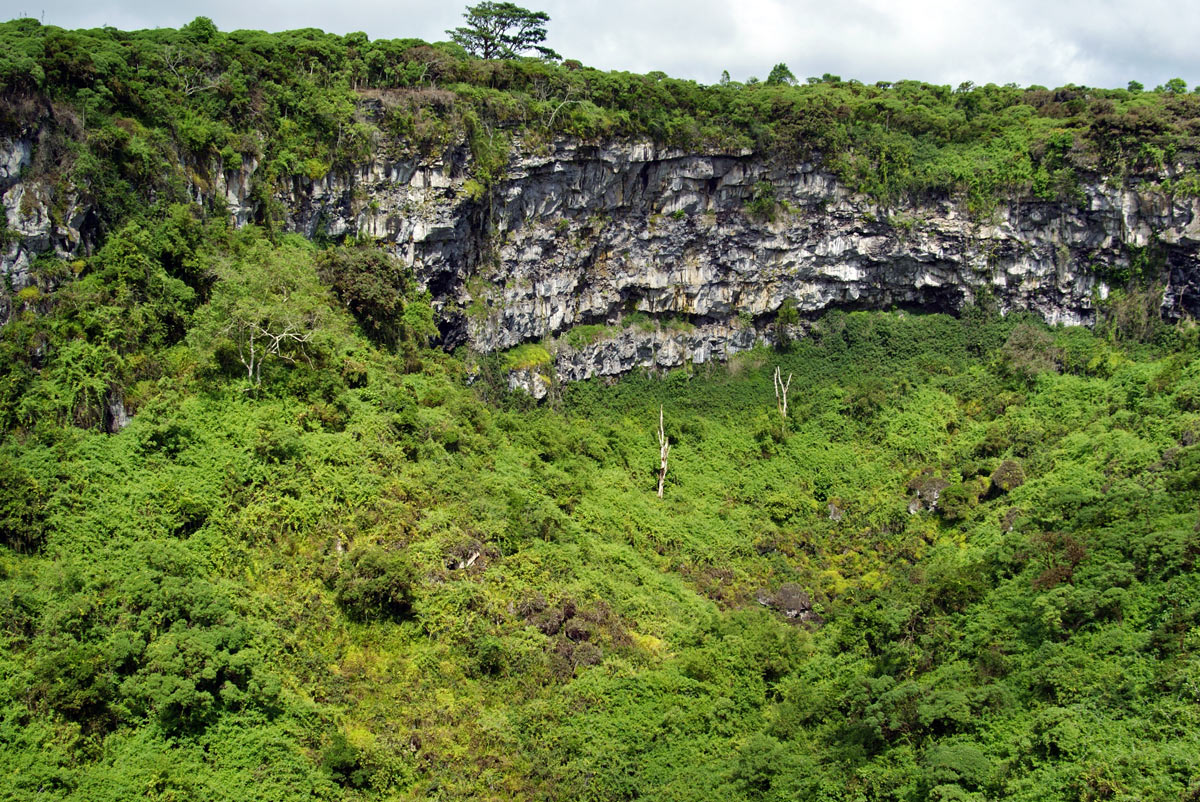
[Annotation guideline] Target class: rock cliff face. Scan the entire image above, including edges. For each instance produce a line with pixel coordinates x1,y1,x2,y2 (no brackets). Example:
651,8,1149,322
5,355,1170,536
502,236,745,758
1,136,91,295
5,134,1200,393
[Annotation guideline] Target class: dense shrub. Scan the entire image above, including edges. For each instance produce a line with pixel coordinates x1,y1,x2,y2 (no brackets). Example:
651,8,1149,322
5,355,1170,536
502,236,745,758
990,459,1026,492
0,457,47,552
334,545,416,621
315,244,436,349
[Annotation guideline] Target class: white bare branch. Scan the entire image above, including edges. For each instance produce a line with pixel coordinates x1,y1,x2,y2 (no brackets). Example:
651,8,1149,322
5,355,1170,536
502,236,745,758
657,405,670,499
774,366,793,432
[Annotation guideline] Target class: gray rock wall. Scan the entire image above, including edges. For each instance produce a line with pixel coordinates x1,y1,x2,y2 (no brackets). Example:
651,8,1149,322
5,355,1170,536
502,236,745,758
5,134,1200,389
1,135,92,323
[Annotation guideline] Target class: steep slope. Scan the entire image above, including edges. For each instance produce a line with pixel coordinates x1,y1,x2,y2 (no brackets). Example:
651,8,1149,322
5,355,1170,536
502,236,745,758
7,131,1200,392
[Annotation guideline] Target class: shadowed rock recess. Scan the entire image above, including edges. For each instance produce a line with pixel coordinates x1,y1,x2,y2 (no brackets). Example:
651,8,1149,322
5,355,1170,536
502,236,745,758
5,136,1200,395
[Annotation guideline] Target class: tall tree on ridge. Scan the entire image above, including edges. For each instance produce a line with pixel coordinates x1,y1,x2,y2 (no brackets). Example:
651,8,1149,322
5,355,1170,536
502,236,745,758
447,2,560,60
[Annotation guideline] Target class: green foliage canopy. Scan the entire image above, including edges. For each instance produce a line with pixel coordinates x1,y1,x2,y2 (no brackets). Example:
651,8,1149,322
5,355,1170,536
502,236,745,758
446,2,560,60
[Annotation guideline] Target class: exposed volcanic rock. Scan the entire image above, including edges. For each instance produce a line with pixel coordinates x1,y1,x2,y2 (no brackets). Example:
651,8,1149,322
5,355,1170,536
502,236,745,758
5,135,1199,385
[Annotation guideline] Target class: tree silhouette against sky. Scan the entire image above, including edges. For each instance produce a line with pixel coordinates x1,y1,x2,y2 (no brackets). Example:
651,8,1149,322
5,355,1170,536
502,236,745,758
447,2,560,60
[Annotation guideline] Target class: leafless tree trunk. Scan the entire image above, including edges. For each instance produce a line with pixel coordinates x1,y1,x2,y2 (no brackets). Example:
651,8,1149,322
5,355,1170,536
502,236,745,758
774,366,793,431
657,405,670,499
162,46,222,96
544,85,579,131
228,317,316,389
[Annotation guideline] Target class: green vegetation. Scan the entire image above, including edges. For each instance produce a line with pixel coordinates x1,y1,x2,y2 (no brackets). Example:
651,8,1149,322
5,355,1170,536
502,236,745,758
503,342,553,370
745,180,780,221
562,322,611,349
447,2,559,61
2,15,1200,223
2,16,1200,802
2,196,1199,798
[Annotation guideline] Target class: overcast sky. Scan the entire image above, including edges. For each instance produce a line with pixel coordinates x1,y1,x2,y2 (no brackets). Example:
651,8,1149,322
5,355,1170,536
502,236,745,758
7,0,1197,90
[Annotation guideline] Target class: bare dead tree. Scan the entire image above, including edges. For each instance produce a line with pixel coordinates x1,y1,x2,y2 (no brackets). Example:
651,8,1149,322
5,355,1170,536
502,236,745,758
774,366,793,432
162,46,222,96
657,405,670,499
227,316,318,388
543,85,580,131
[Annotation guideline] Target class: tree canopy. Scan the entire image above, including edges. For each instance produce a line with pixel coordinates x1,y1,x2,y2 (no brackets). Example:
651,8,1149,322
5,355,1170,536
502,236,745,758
446,2,560,60
766,62,796,86
2,16,1199,222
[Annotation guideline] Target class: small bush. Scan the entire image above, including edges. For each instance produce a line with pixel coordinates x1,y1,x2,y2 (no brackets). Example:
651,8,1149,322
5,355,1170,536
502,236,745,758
939,478,988,520
990,460,1026,493
744,180,778,221
335,546,416,621
564,324,611,350
321,733,371,789
0,457,47,552
504,343,553,372
999,323,1061,380
315,244,432,348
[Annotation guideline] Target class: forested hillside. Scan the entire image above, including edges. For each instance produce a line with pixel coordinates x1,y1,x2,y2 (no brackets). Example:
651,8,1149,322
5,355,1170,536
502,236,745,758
3,13,1200,226
1,16,1199,802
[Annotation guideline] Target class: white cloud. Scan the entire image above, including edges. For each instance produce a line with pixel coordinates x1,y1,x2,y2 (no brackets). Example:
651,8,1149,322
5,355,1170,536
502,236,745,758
14,0,1200,89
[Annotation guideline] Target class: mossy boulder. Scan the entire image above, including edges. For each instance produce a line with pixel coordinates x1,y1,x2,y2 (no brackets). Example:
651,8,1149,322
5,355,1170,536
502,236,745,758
990,460,1026,493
